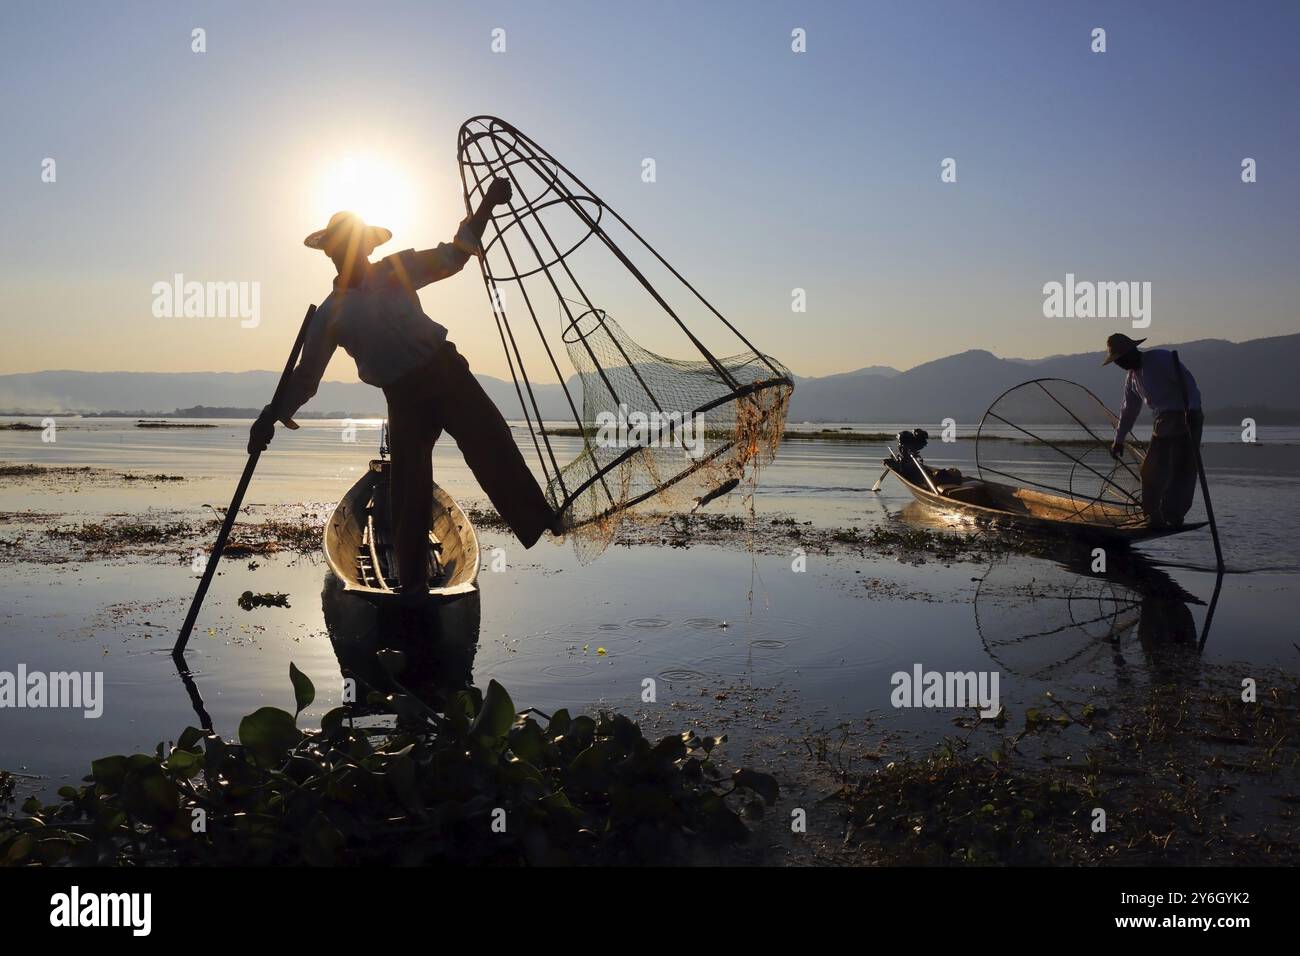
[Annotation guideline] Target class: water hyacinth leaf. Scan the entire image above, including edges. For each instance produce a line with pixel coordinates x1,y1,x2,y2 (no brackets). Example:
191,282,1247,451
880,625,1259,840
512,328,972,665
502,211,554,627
506,757,545,784
732,768,778,805
444,690,477,733
203,733,228,770
6,834,33,863
385,755,422,814
469,679,515,741
508,718,548,763
566,715,597,748
540,790,584,823
320,706,349,737
605,713,641,750
32,837,74,865
569,741,617,786
90,755,129,791
700,796,749,842
176,726,205,751
289,662,315,717
238,707,302,768
548,708,571,737
651,734,687,762
165,748,202,777
120,765,181,824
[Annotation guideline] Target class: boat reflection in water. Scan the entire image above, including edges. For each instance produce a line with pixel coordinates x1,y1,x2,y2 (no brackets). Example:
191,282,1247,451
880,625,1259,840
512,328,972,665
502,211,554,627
973,544,1219,686
321,571,481,709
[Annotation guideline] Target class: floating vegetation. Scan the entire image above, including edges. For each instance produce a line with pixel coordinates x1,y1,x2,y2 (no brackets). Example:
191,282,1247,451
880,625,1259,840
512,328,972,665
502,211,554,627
219,517,322,556
134,421,216,429
0,463,92,478
0,461,183,485
0,665,778,866
835,671,1300,865
45,520,195,547
237,591,290,610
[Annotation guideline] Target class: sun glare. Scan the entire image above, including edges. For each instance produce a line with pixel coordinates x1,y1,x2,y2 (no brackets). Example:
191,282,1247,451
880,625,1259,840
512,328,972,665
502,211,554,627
315,153,416,241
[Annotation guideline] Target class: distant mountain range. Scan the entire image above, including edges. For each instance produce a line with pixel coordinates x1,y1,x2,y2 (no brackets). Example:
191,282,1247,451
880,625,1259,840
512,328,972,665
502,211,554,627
783,333,1300,424
2,333,1298,424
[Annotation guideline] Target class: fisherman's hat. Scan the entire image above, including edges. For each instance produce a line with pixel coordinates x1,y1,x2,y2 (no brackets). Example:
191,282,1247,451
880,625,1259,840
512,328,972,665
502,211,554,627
1102,332,1147,366
304,211,392,253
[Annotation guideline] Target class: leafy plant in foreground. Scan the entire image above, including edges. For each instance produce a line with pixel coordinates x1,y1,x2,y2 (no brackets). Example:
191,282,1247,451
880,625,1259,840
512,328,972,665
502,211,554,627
0,663,778,866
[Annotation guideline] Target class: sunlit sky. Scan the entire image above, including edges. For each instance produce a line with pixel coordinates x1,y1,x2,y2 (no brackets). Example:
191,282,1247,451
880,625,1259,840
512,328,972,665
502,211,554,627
2,1,1297,383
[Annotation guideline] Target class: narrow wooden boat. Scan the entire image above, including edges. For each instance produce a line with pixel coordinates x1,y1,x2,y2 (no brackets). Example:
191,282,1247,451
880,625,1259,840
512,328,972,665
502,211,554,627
324,459,480,603
882,451,1207,546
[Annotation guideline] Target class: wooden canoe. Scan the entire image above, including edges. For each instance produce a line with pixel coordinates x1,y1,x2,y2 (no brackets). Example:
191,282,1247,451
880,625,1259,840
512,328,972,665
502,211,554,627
324,459,480,603
883,455,1207,546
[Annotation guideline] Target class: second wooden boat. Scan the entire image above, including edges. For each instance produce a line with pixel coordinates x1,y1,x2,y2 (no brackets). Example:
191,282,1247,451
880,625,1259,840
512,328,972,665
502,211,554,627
880,432,1206,546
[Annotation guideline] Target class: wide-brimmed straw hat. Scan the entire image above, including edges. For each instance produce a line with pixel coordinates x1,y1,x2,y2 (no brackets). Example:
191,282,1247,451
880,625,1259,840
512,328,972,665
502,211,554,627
303,211,392,252
1102,332,1147,366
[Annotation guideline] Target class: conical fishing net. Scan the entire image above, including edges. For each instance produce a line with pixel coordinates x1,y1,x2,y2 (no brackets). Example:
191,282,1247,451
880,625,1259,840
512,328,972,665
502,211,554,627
975,378,1146,529
457,117,793,562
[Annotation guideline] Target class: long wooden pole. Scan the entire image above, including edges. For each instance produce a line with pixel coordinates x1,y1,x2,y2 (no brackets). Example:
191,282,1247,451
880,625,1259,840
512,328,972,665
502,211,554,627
173,304,317,657
1172,350,1224,573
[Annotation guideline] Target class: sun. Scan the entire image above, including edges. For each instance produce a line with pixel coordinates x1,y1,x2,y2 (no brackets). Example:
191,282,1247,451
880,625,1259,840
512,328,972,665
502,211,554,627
315,153,416,241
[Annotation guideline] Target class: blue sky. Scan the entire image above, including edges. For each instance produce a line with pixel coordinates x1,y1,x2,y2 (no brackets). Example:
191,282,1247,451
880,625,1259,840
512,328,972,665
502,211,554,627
1,0,1296,381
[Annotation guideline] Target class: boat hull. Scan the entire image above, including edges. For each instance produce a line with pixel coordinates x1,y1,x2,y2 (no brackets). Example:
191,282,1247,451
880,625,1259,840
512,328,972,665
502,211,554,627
883,457,1207,546
324,459,480,604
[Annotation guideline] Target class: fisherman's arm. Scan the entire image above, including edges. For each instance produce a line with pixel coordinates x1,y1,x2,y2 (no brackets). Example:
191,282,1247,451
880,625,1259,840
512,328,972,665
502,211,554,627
1110,375,1142,457
248,313,337,453
404,177,514,287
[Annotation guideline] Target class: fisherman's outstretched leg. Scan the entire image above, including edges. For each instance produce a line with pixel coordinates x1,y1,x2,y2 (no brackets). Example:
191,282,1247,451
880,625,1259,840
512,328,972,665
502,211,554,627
432,342,556,548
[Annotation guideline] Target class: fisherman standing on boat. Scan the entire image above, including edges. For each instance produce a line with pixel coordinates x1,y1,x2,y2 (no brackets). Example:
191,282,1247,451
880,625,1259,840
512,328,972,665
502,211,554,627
1104,333,1203,528
249,178,563,597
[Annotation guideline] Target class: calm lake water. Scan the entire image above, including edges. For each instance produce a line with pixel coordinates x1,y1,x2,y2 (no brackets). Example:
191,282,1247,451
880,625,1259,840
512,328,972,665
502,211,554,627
2,417,1298,796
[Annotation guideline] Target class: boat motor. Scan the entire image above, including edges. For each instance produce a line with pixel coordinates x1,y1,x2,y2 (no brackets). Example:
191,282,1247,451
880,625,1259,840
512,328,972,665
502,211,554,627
896,428,929,457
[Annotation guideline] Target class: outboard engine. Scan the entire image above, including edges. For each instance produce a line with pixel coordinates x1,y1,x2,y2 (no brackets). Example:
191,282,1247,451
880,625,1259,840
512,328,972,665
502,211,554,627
896,428,929,457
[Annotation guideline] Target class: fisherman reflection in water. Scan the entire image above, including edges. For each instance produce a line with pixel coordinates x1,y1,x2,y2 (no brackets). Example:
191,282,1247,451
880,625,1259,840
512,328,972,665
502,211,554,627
248,178,564,603
1104,333,1203,528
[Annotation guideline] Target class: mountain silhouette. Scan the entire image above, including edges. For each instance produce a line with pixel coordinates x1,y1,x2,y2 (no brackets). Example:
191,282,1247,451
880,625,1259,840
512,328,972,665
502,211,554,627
2,333,1296,423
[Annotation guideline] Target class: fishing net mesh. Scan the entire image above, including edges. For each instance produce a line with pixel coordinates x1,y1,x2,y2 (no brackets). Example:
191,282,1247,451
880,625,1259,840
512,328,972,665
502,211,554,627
976,378,1146,529
556,309,791,561
457,116,793,562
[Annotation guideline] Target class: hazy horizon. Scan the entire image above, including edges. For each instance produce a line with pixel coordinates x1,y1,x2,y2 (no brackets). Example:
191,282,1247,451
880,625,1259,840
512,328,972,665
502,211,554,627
3,327,1295,382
